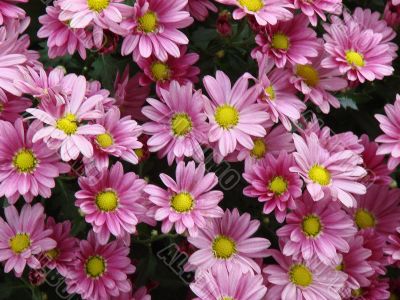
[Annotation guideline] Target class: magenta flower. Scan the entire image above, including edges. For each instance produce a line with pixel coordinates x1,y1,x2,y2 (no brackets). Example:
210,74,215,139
187,208,270,274
190,267,267,300
385,227,400,266
121,0,193,61
203,70,269,158
277,192,356,264
0,91,31,122
142,81,208,165
375,94,400,169
215,0,293,26
243,152,302,223
65,231,135,300
252,15,320,68
0,119,70,204
26,75,106,161
292,0,342,26
144,161,224,236
341,276,390,300
360,229,388,276
290,133,367,207
0,0,26,25
0,203,56,277
187,0,217,21
264,249,347,300
75,162,147,244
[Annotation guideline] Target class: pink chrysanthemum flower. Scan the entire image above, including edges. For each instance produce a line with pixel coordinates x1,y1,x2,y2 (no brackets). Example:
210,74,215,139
26,75,106,162
243,152,302,223
237,124,295,169
144,161,224,236
186,208,270,274
190,267,267,300
0,0,26,25
142,81,208,165
121,0,193,61
136,46,200,94
203,70,269,158
344,276,390,300
85,106,143,171
113,66,150,121
385,227,400,266
0,91,31,122
215,0,293,26
291,46,348,114
254,54,305,130
264,249,347,300
38,4,92,60
187,0,217,21
375,95,400,170
0,203,56,277
360,229,387,276
0,119,70,204
76,162,147,244
322,22,394,83
42,217,78,277
65,231,135,300
252,15,320,68
292,0,342,26
347,184,400,237
290,133,367,207
277,192,356,264
384,1,400,28
359,134,392,185
113,286,152,300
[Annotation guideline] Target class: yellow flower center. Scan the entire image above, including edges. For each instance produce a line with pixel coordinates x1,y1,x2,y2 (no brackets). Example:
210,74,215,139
170,192,194,213
221,298,234,300
265,85,275,100
85,255,106,278
308,165,331,186
9,233,30,254
271,33,290,50
390,293,399,300
336,262,345,271
57,113,78,135
238,0,263,11
13,149,37,173
250,138,267,159
87,0,109,12
212,235,236,259
171,113,192,136
355,209,375,229
151,61,170,81
351,288,363,297
0,103,3,113
215,105,239,129
268,176,288,195
96,190,119,212
345,50,365,67
302,215,322,237
290,264,313,287
46,248,60,260
96,133,114,148
138,11,158,33
134,148,144,159
296,64,319,87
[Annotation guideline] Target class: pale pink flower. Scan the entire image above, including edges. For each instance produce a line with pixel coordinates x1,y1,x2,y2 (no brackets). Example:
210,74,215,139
187,0,217,21
292,0,342,26
121,0,193,61
343,276,390,300
0,90,31,122
0,0,27,25
0,203,56,277
360,229,388,276
385,227,400,266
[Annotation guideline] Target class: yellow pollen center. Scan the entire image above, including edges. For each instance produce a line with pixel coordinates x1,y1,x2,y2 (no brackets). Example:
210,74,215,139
336,262,345,271
9,233,30,254
268,176,288,195
85,255,106,278
251,138,267,159
351,288,363,297
87,0,109,12
171,113,192,136
134,148,144,159
296,64,319,87
57,113,78,135
355,209,375,229
308,165,331,186
215,105,239,129
271,33,290,50
302,215,322,237
345,51,365,67
151,61,170,81
265,85,276,100
46,248,60,260
139,11,158,33
290,264,313,287
170,192,194,213
96,190,119,212
96,133,114,148
238,0,263,11
13,149,37,173
0,103,3,113
212,235,236,259
222,298,234,300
